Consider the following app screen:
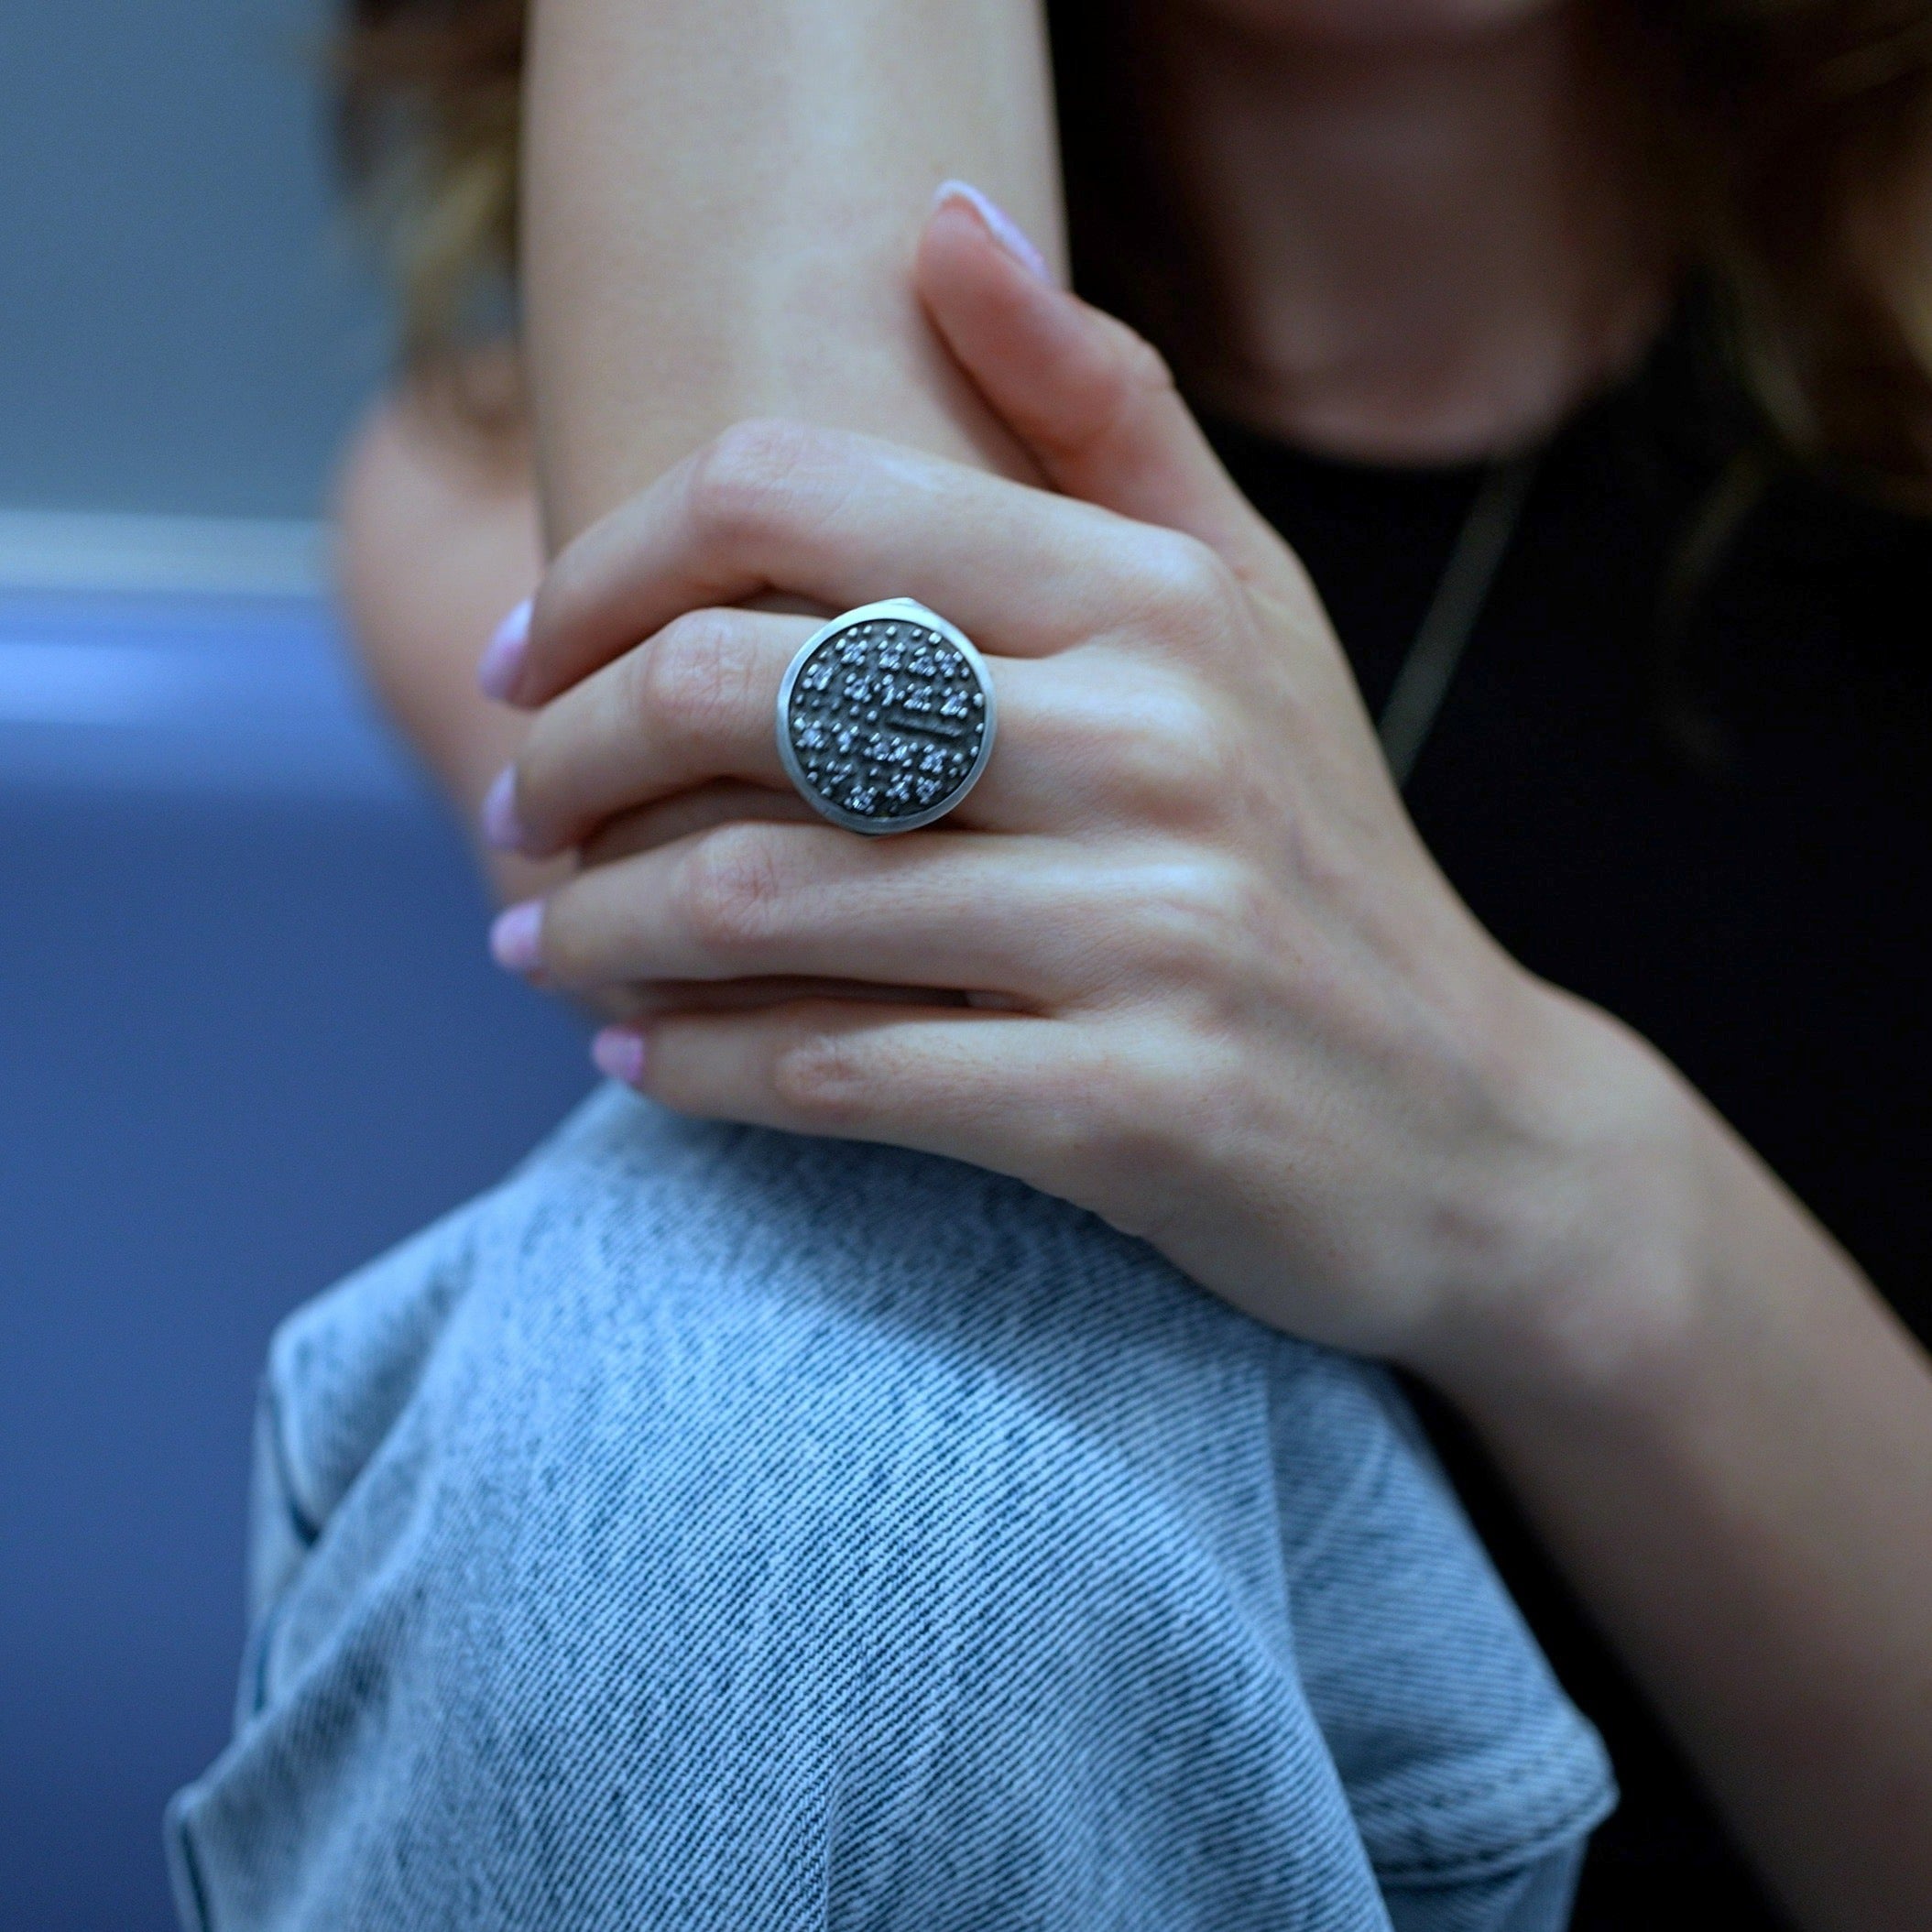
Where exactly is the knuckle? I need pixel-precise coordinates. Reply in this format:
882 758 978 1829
508 728 558 827
636 611 759 743
1130 853 1262 978
1115 529 1238 651
1025 1042 1172 1218
1050 319 1179 465
1086 678 1231 824
770 1028 875 1126
1157 689 1229 795
1111 325 1179 409
685 418 820 546
677 823 791 954
1193 856 1272 951
533 893 595 988
1146 530 1236 627
531 548 585 639
1092 1064 1164 1164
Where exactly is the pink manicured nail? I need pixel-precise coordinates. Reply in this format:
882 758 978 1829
592 1026 647 1086
933 180 1053 283
488 900 544 974
478 598 531 701
479 766 526 853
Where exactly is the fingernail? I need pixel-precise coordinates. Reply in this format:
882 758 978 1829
488 899 544 974
933 180 1053 284
479 766 527 853
591 1025 647 1086
478 598 531 701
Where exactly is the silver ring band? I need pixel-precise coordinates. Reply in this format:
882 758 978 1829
775 598 997 835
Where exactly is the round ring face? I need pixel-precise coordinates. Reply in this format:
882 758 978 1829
776 600 997 835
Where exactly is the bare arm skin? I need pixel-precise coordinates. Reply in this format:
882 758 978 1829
1439 1014 1932 1932
520 0 1063 543
334 367 554 899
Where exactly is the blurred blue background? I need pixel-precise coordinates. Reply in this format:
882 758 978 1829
0 5 592 1926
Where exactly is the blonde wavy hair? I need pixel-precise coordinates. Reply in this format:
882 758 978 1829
334 0 1932 501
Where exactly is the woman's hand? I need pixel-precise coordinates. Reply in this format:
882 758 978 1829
483 214 1932 1922
478 189 1685 1381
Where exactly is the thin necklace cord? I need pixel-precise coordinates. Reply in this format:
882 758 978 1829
1377 448 1542 790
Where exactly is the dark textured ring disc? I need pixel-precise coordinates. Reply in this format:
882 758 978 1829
775 599 997 835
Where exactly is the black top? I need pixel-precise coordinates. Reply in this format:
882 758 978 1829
1209 325 1932 1931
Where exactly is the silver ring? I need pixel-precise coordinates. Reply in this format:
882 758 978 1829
775 598 997 835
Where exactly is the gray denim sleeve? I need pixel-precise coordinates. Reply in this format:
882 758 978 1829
1270 1350 1613 1924
174 1092 1614 1932
1384 1841 1587 1932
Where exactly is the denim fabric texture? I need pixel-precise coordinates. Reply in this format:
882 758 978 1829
168 1087 1614 1930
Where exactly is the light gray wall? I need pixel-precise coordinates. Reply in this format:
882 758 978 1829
0 0 389 518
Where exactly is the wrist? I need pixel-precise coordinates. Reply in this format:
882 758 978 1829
1402 972 1719 1421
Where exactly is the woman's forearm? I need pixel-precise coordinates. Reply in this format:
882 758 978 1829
522 0 1063 544
1436 997 1932 1932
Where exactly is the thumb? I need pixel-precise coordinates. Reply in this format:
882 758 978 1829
917 182 1283 583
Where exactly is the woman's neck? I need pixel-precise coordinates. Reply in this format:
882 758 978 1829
1161 1 1673 463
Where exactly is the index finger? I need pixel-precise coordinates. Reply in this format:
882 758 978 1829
508 418 1211 705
